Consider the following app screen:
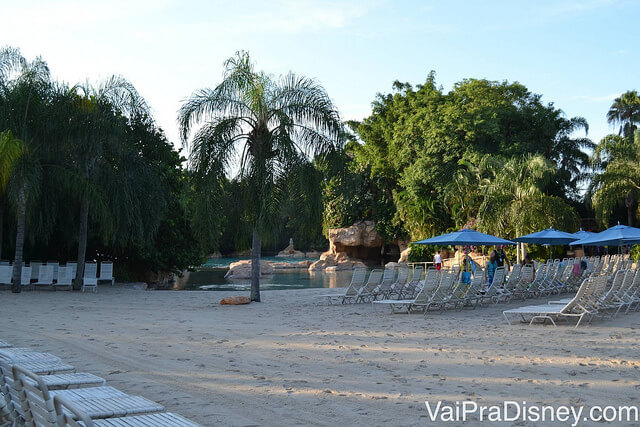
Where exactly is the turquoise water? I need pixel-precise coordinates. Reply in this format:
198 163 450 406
184 257 354 291
201 256 319 268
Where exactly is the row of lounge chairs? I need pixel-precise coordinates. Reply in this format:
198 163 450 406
0 261 114 293
320 255 635 320
0 340 199 426
504 255 639 327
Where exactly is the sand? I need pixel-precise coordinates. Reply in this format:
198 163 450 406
1 285 639 426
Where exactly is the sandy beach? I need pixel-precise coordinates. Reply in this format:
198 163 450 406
1 285 639 426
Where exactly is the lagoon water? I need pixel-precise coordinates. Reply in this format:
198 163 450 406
184 257 354 291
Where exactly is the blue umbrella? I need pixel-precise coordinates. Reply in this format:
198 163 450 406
413 228 515 246
514 228 578 245
571 229 596 240
571 229 596 255
570 224 640 247
514 228 578 259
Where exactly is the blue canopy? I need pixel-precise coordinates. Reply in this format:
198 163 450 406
571 229 596 240
413 229 515 246
513 228 578 245
570 224 640 247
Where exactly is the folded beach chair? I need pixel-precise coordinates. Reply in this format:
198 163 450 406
0 265 11 286
54 266 74 291
83 262 98 292
11 365 165 426
317 268 367 304
354 269 384 303
374 268 439 313
98 261 115 286
34 264 55 289
0 350 74 376
54 395 200 426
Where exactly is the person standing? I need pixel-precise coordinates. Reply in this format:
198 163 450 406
486 250 498 287
434 250 442 271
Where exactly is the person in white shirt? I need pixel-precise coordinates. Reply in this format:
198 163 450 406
434 250 442 271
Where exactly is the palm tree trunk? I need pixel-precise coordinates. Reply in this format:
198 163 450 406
250 228 261 302
74 194 89 290
11 187 26 293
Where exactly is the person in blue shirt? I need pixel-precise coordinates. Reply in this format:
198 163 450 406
486 250 498 287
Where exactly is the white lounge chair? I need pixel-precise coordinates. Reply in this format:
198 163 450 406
503 276 605 327
54 395 201 426
374 268 440 313
0 340 11 349
354 269 384 303
317 268 367 304
54 266 73 291
0 265 11 286
30 261 42 281
34 264 54 288
83 263 98 292
98 261 115 286
67 262 78 278
47 261 59 282
21 265 32 289
12 365 165 426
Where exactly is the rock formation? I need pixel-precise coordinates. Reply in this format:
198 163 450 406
225 260 274 280
276 238 305 258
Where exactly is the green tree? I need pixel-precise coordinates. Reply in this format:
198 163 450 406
607 90 640 138
0 130 24 259
179 52 341 301
63 78 166 289
0 46 52 292
477 155 579 238
590 131 640 227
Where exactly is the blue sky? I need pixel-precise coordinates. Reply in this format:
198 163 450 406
2 0 638 151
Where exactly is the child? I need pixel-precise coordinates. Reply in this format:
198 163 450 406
434 250 442 271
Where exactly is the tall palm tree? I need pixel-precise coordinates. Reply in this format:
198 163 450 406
477 155 579 240
607 90 640 138
63 77 162 289
0 46 52 292
590 131 640 227
0 130 24 259
179 51 341 301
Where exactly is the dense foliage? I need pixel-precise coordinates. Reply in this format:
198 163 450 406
324 74 590 243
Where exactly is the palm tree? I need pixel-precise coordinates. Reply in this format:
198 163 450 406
477 155 579 240
63 77 163 289
590 131 640 226
179 52 341 301
0 130 24 259
0 46 52 292
607 90 640 138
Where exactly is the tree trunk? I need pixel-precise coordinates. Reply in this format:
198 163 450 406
74 194 90 290
250 228 261 302
625 193 634 227
11 187 26 293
